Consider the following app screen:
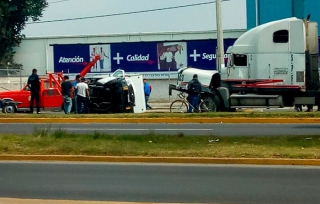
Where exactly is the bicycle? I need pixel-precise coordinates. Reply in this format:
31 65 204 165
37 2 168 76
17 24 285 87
170 92 210 113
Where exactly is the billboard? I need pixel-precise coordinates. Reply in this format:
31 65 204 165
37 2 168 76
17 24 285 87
111 42 157 72
89 45 111 72
53 39 236 77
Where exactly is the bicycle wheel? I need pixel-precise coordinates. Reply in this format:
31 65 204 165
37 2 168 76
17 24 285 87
202 96 217 112
199 100 210 112
170 100 188 113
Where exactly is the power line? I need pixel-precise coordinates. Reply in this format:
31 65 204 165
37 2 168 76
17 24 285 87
27 1 217 24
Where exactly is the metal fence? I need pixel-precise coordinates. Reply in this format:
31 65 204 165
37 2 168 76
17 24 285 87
0 76 28 91
0 68 36 91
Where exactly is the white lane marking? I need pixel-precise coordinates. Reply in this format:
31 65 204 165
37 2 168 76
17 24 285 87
0 197 202 203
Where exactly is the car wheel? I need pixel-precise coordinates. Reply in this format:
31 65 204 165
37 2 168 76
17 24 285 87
3 104 16 113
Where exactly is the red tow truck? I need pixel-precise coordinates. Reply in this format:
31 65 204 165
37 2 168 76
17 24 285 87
0 56 100 113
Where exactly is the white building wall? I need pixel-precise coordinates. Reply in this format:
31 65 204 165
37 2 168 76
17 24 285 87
12 30 245 100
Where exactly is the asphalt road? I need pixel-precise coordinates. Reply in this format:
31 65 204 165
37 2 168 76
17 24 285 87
1 123 320 136
0 162 319 204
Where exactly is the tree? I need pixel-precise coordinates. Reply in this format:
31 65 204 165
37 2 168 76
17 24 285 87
0 0 47 75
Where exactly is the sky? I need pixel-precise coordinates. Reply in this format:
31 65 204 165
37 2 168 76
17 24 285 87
22 0 247 37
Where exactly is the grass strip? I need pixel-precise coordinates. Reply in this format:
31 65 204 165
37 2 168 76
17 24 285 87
2 111 320 118
0 128 319 159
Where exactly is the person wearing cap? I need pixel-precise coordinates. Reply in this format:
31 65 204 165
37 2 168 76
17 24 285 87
75 77 90 114
187 74 202 112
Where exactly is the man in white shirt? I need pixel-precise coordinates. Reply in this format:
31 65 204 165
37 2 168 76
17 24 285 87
174 44 186 69
158 51 166 70
98 47 109 71
75 78 90 113
163 48 173 70
90 47 98 71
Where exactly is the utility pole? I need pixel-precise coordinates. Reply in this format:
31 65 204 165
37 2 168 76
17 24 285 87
216 0 225 72
255 0 260 26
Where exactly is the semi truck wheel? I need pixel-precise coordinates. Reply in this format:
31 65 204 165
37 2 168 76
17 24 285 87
203 95 218 112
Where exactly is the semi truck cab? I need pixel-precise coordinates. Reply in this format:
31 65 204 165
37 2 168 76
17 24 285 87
224 17 319 90
170 17 320 111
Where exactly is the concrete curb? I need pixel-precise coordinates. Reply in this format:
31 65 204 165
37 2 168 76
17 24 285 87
1 118 320 123
0 155 319 166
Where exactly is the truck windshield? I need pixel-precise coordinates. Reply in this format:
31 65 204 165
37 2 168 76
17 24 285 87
112 69 124 78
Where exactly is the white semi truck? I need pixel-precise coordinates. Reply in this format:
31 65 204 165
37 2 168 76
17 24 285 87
169 17 320 111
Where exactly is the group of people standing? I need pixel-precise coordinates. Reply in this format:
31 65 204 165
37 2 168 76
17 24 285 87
28 68 154 114
61 75 90 114
27 69 90 114
27 68 200 115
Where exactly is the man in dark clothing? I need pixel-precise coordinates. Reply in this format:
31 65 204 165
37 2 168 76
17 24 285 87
61 75 73 114
72 75 81 113
187 74 202 112
27 68 41 114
